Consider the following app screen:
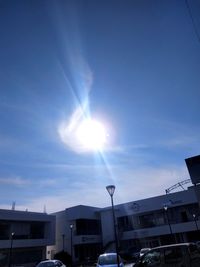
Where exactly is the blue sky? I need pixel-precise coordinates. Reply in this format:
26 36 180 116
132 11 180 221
0 0 200 213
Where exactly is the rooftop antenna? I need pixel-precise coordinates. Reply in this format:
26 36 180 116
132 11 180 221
11 201 16 210
43 205 47 213
165 179 191 194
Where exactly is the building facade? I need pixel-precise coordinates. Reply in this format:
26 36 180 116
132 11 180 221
105 185 200 251
0 209 55 267
51 185 200 264
49 205 102 264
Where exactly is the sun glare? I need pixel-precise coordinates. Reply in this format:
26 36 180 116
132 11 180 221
76 119 106 151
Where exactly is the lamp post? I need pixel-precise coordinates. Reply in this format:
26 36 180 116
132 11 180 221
106 185 120 267
163 205 174 243
8 232 14 267
70 224 73 266
193 214 198 231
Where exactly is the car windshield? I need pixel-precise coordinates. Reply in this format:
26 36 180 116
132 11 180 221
140 248 150 254
37 262 55 267
98 254 119 265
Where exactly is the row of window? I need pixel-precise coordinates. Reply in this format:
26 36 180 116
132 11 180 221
118 203 199 231
69 204 199 236
75 219 101 235
0 221 45 240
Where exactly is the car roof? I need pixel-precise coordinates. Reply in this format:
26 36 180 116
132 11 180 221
140 248 150 252
99 253 117 256
39 260 59 263
151 242 196 250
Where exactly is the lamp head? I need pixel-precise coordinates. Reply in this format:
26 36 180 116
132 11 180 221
70 224 73 229
106 185 115 197
163 205 168 211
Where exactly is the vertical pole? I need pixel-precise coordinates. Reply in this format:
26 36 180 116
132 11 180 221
165 210 173 236
111 195 120 267
70 225 73 266
193 214 199 231
8 232 14 267
164 207 176 243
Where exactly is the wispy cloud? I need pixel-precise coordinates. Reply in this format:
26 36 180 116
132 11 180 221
115 164 191 204
57 53 95 154
58 105 88 153
150 119 200 148
0 163 192 214
0 176 30 187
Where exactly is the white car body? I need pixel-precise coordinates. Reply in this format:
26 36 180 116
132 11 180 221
35 259 66 267
139 248 151 258
97 253 124 267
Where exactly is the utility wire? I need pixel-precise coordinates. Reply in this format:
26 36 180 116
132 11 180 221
185 0 200 44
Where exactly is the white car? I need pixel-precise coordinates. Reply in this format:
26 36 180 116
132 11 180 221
97 253 124 267
139 248 151 257
35 260 66 267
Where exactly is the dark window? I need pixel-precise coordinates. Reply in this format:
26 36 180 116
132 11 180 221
118 216 133 231
30 222 45 239
76 219 101 235
0 221 10 239
139 214 156 228
164 247 184 264
181 211 188 222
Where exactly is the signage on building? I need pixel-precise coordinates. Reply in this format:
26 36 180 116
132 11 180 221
129 202 140 212
163 199 183 207
185 155 200 185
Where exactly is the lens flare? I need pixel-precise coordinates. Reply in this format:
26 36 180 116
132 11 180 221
76 119 106 151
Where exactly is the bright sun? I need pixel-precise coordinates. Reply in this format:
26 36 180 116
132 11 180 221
76 119 106 151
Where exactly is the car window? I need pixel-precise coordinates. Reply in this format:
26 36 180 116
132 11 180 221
141 250 161 266
55 261 63 267
98 254 122 265
38 263 55 267
189 244 200 267
164 247 184 265
140 248 150 255
189 244 199 255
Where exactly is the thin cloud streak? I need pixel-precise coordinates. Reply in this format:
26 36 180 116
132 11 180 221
116 165 191 205
0 177 30 187
0 164 191 213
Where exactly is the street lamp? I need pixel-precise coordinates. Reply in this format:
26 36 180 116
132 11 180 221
193 214 199 231
8 232 14 267
163 205 174 243
70 224 73 266
106 185 120 267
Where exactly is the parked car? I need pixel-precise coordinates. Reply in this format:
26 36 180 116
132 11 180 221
119 247 140 262
35 260 66 267
134 242 200 267
119 247 146 262
139 248 151 258
196 241 200 249
97 253 124 267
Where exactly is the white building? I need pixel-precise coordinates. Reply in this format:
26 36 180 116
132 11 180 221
51 185 200 264
50 205 102 263
0 209 55 267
